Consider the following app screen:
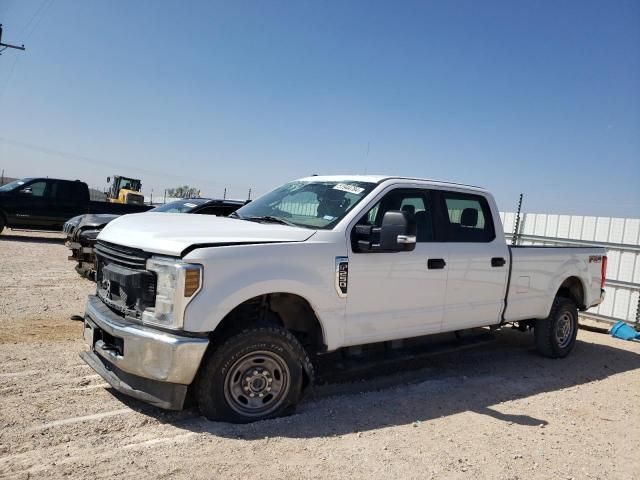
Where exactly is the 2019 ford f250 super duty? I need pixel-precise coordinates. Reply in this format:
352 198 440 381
80 176 606 423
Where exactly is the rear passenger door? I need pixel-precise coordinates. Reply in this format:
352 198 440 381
437 190 509 330
45 181 86 227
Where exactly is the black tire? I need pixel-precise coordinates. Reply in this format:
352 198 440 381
196 326 314 423
534 296 579 358
0 215 5 235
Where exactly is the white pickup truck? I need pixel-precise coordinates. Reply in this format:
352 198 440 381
80 176 606 423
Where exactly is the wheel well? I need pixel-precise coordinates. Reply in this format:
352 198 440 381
557 277 585 310
211 293 326 354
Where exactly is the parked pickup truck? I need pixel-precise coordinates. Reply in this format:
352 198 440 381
64 198 244 279
0 177 152 233
80 175 606 423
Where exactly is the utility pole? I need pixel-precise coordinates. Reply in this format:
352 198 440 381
0 25 26 55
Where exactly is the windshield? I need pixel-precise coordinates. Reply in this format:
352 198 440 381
0 180 26 192
152 199 208 213
234 180 377 229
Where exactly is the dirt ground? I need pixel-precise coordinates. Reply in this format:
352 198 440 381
1 229 639 480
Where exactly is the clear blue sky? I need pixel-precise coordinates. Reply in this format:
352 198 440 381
0 0 638 216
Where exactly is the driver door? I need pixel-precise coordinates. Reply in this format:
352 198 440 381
344 188 448 345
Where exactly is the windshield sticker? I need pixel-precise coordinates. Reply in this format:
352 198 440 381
323 215 336 221
183 203 198 208
333 183 365 195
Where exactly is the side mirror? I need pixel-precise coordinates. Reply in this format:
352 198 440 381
106 177 111 183
355 210 417 253
19 187 32 195
379 210 417 252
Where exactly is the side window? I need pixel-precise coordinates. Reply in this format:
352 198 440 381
357 189 434 242
441 191 495 242
195 206 226 216
25 181 46 197
47 181 74 200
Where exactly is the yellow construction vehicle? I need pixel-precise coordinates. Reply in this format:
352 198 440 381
106 175 145 205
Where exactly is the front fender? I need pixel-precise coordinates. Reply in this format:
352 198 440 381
183 242 347 350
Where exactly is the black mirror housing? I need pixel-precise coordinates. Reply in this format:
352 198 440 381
354 210 417 253
379 211 417 252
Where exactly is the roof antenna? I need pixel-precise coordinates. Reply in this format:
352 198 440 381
0 25 26 55
363 141 370 174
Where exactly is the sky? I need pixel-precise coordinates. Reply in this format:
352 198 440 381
0 0 638 216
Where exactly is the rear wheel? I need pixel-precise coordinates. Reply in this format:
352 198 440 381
534 296 579 358
196 326 313 423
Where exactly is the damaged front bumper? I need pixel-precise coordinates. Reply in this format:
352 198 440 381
80 295 209 410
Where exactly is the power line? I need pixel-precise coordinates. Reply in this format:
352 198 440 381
17 0 50 37
0 136 254 193
22 0 55 41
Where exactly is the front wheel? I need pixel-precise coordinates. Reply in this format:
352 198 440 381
196 326 313 423
534 296 579 358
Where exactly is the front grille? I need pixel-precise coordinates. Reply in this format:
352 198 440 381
95 241 150 269
95 241 155 318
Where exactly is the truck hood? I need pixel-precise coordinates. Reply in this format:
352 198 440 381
97 212 317 256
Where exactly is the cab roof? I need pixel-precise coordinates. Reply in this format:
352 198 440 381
296 175 487 193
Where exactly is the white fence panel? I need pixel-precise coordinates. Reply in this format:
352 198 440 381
501 211 640 327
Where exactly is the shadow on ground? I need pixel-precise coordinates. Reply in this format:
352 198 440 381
112 328 640 440
0 233 64 244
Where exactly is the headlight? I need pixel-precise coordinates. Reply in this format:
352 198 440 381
142 257 202 330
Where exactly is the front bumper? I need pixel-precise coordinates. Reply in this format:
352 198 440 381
81 295 209 409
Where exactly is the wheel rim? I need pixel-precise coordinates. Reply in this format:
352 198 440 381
223 350 290 418
555 310 575 348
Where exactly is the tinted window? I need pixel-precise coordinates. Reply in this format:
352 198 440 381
196 206 236 216
357 189 434 242
26 181 46 197
48 181 75 200
441 191 495 242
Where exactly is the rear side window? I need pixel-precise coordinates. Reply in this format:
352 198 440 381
48 181 73 200
440 191 495 242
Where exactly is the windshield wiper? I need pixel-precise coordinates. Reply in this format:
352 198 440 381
244 215 297 227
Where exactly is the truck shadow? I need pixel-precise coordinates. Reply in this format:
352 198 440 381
0 233 64 244
113 328 640 439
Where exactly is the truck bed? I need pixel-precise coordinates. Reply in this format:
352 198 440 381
503 245 606 322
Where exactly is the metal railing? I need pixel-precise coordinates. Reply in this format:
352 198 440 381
500 212 640 328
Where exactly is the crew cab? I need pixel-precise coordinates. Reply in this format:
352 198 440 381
80 176 606 423
0 177 151 233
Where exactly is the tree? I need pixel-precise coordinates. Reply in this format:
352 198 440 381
166 185 200 198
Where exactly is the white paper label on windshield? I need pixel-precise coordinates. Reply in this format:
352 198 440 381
184 203 198 208
333 183 365 195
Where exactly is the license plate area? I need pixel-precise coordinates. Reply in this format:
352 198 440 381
84 319 124 356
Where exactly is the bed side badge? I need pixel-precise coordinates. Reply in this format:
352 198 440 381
335 256 349 298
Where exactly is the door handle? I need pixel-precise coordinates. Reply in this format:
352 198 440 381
491 257 506 267
427 258 446 269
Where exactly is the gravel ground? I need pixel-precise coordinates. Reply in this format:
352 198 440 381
1 229 639 480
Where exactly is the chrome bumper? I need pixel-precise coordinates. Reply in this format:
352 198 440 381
81 295 209 407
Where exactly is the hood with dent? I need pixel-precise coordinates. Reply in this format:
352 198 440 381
97 212 317 256
78 213 121 229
